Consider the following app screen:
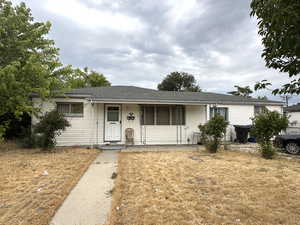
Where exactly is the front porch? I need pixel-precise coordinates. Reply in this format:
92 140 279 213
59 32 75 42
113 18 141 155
90 103 208 146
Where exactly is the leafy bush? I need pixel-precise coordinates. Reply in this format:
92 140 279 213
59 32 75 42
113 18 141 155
34 110 70 150
199 115 229 153
251 110 289 159
0 121 9 143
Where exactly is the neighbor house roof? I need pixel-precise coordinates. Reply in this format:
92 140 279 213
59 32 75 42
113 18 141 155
61 86 283 105
284 104 300 112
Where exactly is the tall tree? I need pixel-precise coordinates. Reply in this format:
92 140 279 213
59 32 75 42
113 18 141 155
66 67 111 89
227 85 253 98
0 0 71 138
251 0 300 95
157 72 201 92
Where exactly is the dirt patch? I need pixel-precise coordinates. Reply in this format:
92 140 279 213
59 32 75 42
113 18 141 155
108 150 300 225
0 143 99 225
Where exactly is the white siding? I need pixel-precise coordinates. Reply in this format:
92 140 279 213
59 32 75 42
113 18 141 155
32 98 98 146
287 112 300 127
32 98 283 146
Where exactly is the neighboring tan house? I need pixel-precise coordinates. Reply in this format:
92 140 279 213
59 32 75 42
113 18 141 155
32 86 284 146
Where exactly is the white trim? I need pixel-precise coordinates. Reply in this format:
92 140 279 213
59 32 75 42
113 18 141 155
88 99 284 106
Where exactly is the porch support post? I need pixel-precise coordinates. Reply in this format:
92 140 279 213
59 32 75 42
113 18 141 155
206 104 210 122
90 99 94 149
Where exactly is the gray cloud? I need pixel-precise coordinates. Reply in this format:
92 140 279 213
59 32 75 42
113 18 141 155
11 0 300 103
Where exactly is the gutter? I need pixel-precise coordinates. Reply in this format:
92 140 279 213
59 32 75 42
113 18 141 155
86 98 284 106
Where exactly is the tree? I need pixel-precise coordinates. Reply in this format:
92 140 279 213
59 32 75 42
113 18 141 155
199 115 229 153
0 0 71 139
157 72 201 92
251 110 289 159
227 85 253 97
250 0 300 95
66 67 111 89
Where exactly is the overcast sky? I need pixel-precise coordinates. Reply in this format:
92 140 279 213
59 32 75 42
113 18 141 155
12 0 299 103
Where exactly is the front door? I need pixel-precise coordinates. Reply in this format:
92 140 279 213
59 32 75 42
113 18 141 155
105 105 121 141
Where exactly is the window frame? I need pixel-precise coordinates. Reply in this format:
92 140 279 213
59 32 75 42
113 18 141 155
210 107 228 121
56 102 84 117
254 105 267 116
140 105 186 126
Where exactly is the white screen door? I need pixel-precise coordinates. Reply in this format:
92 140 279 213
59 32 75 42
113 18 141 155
105 105 121 141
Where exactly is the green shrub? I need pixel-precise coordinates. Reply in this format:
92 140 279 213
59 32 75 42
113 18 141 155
34 110 70 150
0 122 9 143
18 127 39 148
199 115 229 153
251 110 288 159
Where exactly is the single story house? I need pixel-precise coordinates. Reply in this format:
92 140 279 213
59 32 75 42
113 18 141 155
32 86 284 146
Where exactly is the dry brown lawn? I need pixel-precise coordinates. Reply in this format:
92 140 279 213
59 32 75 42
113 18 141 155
0 142 99 225
109 150 300 225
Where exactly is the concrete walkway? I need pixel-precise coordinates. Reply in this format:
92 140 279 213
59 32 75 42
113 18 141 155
50 150 118 225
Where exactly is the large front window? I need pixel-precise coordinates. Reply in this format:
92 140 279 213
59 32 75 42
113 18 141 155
141 105 185 125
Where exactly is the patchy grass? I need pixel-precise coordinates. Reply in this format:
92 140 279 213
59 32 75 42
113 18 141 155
108 150 300 225
0 142 99 225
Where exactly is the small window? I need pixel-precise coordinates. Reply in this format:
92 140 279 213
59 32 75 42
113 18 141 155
57 102 83 117
210 107 228 120
107 107 119 121
254 105 267 116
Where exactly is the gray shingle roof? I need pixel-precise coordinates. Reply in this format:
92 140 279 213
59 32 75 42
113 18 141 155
65 86 283 105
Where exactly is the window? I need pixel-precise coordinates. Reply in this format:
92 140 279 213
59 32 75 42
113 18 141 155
156 106 170 125
57 102 83 117
141 106 155 125
141 105 185 125
107 106 119 121
171 106 185 125
254 105 267 116
210 107 228 120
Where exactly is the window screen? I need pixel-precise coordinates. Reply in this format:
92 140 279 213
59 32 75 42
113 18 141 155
57 103 70 114
141 105 185 125
57 102 83 117
210 107 228 120
107 107 119 121
156 106 170 125
143 106 155 125
171 106 185 125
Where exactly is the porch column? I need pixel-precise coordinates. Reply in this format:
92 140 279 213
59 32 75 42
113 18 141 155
206 104 210 122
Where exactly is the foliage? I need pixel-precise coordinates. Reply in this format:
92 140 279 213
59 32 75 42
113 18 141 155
0 0 72 135
18 128 37 148
257 96 268 100
0 112 31 140
199 115 229 153
227 85 253 97
34 110 70 150
66 67 111 89
0 121 9 143
251 110 289 159
251 0 300 95
157 72 201 92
